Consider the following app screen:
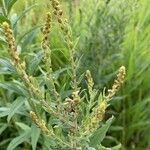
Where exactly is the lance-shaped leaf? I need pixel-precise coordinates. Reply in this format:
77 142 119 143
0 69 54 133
89 116 114 148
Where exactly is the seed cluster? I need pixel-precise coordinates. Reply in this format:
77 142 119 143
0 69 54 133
106 66 126 101
85 70 94 93
2 22 29 82
30 111 52 135
2 22 43 100
63 90 81 113
2 22 20 64
50 0 73 48
41 12 53 72
84 66 126 135
50 0 76 90
41 11 61 103
85 100 107 134
42 12 51 50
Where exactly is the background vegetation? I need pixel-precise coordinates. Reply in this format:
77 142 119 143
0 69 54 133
0 0 150 149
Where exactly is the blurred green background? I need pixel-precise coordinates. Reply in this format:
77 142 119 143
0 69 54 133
0 0 150 149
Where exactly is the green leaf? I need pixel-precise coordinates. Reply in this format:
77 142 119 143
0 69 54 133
4 0 18 14
52 68 68 80
27 51 44 75
98 143 121 150
7 97 25 122
0 36 7 46
0 124 8 135
111 144 121 150
0 138 12 147
89 116 114 148
15 122 30 131
0 15 9 24
18 25 41 44
12 4 37 29
21 28 39 50
0 81 29 96
0 58 17 75
31 124 41 150
0 107 9 118
7 129 31 150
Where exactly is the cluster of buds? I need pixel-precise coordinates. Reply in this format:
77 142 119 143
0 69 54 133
85 70 94 93
28 76 44 99
64 97 75 113
50 0 73 49
84 66 126 135
84 100 107 134
30 111 52 136
51 0 63 17
2 22 29 82
41 12 63 104
2 22 20 65
42 12 51 50
72 90 81 105
41 12 53 74
50 0 77 91
64 91 81 113
106 66 126 101
3 22 43 100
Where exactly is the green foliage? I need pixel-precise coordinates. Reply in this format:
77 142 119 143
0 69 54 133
7 129 31 150
73 0 150 149
0 0 124 149
31 124 41 150
89 117 114 148
0 0 149 150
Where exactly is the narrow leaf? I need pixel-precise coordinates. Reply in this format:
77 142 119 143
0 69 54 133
0 15 9 23
15 122 30 131
31 124 41 150
7 130 31 150
89 116 114 148
12 4 37 28
0 124 8 135
0 81 29 96
99 143 121 150
7 97 25 122
0 58 17 75
7 0 18 13
0 107 10 118
27 51 43 75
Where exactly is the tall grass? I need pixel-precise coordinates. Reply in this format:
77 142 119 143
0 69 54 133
73 0 150 149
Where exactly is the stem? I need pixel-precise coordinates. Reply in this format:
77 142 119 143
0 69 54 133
54 135 71 148
69 46 78 92
41 100 74 128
